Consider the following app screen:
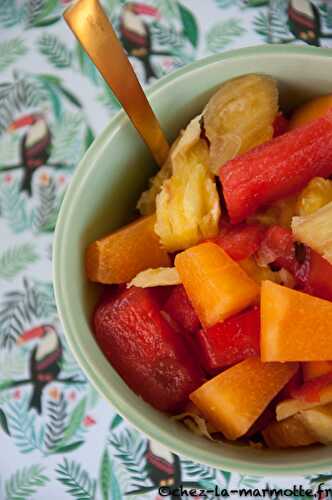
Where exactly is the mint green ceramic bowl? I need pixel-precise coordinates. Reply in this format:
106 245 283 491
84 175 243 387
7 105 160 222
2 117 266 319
54 45 332 476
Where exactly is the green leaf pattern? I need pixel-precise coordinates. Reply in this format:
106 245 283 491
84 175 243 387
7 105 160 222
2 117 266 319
99 449 111 500
0 0 62 29
38 33 72 69
206 18 247 52
0 38 28 73
0 243 38 280
1 0 332 498
178 3 199 48
56 459 97 500
0 407 11 435
5 464 49 500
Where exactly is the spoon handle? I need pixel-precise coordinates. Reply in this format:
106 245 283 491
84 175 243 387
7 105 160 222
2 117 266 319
64 0 170 167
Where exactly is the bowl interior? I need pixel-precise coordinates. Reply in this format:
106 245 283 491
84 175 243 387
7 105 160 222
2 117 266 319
54 45 332 476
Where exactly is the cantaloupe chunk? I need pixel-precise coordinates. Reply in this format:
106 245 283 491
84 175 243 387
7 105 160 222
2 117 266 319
303 361 332 381
262 415 317 448
289 94 332 130
86 215 170 284
175 242 259 328
261 281 332 362
299 403 332 444
276 384 332 421
190 357 298 440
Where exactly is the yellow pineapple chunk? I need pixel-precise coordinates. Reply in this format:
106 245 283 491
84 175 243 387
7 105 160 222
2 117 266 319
239 258 294 286
137 115 202 215
296 177 332 216
171 114 203 165
155 145 220 252
249 195 297 229
299 403 332 444
292 201 332 265
204 74 278 173
137 157 172 215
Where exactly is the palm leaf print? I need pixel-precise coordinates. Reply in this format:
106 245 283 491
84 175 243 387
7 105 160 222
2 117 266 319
38 33 72 69
5 394 42 453
45 392 68 452
56 459 97 500
5 464 49 500
0 243 38 281
206 18 246 53
0 38 28 72
109 428 148 489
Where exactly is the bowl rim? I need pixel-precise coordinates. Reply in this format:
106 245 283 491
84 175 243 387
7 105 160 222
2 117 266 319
54 44 332 476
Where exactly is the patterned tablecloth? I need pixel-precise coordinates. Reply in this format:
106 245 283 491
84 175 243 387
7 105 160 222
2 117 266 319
1 1 332 499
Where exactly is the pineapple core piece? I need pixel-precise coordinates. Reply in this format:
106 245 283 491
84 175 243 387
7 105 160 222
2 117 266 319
292 201 332 265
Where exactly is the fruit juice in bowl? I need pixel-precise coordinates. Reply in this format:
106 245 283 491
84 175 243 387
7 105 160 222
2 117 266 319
54 45 332 475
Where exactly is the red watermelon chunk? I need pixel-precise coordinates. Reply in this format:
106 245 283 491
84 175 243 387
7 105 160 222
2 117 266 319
258 225 332 301
93 286 204 412
196 305 260 374
273 112 289 137
212 223 266 261
290 372 332 403
297 248 332 302
257 225 297 274
163 285 201 335
220 111 332 223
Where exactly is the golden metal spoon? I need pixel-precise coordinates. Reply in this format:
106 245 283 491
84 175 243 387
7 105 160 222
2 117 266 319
64 0 170 167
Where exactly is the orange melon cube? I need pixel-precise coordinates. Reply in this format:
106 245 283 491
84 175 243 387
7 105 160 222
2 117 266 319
261 281 332 362
262 415 317 448
86 215 170 284
190 357 298 440
175 242 259 328
289 94 332 130
303 361 332 382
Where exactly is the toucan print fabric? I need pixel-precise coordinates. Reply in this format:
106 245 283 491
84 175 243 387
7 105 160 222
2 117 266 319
0 1 332 499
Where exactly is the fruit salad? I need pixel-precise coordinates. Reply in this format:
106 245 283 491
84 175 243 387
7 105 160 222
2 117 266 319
86 74 332 449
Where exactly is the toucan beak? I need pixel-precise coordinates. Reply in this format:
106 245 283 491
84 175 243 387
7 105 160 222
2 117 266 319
132 3 160 18
6 124 15 133
6 114 35 133
17 326 45 345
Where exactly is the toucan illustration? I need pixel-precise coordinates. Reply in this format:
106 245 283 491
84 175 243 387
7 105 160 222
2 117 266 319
119 3 172 82
288 0 331 46
0 325 85 414
145 441 181 489
126 441 206 499
17 325 62 414
1 113 62 196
